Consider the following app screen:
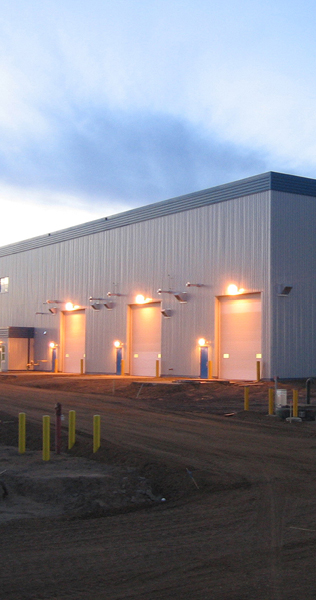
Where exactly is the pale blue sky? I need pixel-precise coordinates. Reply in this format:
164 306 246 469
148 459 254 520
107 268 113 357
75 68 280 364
1 0 316 244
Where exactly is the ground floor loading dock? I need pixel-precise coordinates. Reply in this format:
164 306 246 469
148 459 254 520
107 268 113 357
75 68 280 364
1 293 263 380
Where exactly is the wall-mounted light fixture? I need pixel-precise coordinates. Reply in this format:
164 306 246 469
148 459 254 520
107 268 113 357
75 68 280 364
45 300 81 311
157 289 188 303
277 285 293 296
114 340 122 348
161 308 172 318
135 294 153 304
227 284 245 296
65 302 80 311
49 342 58 349
186 282 204 288
107 291 122 297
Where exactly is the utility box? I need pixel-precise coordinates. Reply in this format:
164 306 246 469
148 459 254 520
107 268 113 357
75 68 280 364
276 389 287 406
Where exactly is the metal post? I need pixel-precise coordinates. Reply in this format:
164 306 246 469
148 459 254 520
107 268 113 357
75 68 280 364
244 387 249 411
68 410 76 449
121 359 125 376
293 389 298 418
208 360 212 379
55 403 62 454
42 415 50 461
156 359 160 378
268 389 274 415
93 415 101 453
256 361 260 382
18 412 26 454
54 358 58 373
80 358 84 374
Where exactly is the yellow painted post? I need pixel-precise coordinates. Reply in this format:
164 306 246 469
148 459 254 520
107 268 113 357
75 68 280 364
121 359 125 376
18 412 26 454
80 358 84 374
54 358 58 373
42 415 50 461
293 389 299 418
256 361 261 382
208 360 212 380
244 386 249 411
268 388 274 415
156 359 160 378
93 415 101 453
68 410 76 449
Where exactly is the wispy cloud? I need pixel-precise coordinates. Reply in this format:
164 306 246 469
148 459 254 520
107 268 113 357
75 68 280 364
1 0 316 245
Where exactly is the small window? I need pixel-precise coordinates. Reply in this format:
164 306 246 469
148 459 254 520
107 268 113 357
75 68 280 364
0 276 9 293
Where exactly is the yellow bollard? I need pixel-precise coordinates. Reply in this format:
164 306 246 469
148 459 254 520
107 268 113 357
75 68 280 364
156 359 160 378
293 389 299 418
93 415 101 453
18 412 26 454
268 388 274 415
208 360 212 380
68 410 76 449
244 386 249 411
256 361 261 382
42 415 50 461
54 358 58 373
121 359 125 376
80 358 84 374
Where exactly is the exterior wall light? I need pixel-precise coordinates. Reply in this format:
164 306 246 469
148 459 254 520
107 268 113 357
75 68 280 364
198 338 207 347
65 302 80 311
49 342 57 349
114 340 122 348
186 282 204 287
277 285 293 296
227 284 245 295
135 294 152 304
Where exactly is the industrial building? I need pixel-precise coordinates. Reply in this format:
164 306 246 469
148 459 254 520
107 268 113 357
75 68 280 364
1 171 316 380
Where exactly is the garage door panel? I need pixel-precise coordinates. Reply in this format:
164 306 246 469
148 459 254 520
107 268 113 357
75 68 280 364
63 310 86 373
130 304 161 376
220 294 261 380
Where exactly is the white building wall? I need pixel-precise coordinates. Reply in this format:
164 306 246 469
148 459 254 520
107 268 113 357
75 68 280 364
0 191 271 377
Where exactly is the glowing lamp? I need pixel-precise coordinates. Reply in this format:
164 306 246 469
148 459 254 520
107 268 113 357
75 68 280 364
114 340 121 348
135 294 145 304
198 338 206 347
227 284 239 295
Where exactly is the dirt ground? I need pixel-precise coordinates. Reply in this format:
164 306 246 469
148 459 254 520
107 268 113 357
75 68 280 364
1 373 316 599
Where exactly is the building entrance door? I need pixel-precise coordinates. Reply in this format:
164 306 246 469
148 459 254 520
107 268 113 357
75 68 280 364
200 346 208 378
63 310 86 373
219 293 261 380
130 303 161 376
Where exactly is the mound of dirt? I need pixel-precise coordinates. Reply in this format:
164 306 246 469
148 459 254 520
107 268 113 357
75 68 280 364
0 446 164 523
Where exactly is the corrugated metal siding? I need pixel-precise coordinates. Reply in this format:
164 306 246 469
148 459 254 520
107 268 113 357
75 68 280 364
0 171 275 257
270 190 316 377
0 191 271 376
